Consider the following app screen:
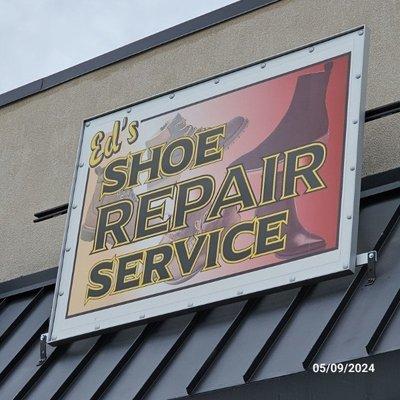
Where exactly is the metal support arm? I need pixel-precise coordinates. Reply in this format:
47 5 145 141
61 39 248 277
37 333 48 366
356 251 378 285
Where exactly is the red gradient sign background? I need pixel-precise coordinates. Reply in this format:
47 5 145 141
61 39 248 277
67 53 350 316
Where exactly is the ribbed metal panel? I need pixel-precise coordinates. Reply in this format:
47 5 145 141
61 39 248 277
0 176 399 400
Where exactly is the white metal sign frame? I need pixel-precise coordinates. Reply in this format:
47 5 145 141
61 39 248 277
49 26 369 344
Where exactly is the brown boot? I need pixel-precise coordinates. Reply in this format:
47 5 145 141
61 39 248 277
255 171 325 259
232 62 332 171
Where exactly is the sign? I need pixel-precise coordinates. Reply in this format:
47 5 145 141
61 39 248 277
49 27 368 343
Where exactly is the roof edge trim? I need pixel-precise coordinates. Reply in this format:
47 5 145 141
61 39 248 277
0 267 57 299
0 0 279 109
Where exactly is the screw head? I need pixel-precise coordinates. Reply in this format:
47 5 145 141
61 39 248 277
139 314 145 319
237 290 244 296
355 74 361 79
127 108 132 113
72 204 77 209
347 215 352 220
169 93 175 99
290 276 296 283
214 78 220 84
353 119 358 125
343 265 349 270
85 121 91 127
79 162 85 168
65 247 71 252
308 46 314 53
358 30 364 36
95 324 100 330
368 252 374 259
350 166 355 171
58 291 64 296
261 62 266 69
187 302 193 308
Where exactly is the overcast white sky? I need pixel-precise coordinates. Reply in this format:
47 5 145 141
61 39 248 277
0 0 237 94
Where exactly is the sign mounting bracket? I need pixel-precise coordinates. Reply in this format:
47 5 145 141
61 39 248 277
37 333 49 365
356 251 378 285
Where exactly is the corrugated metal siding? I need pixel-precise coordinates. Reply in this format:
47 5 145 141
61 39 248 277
0 184 399 400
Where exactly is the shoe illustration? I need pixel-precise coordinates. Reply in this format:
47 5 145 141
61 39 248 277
81 166 137 244
233 62 333 171
255 170 326 259
147 113 248 159
145 113 248 191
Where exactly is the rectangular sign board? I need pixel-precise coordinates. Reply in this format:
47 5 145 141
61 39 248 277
49 27 369 343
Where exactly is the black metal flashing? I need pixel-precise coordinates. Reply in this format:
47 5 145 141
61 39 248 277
0 319 48 385
366 288 400 354
361 166 400 192
365 100 400 122
48 335 105 400
12 341 65 400
0 178 399 399
373 203 400 254
33 203 68 223
87 324 150 400
0 0 279 109
0 268 58 300
137 313 202 400
0 288 46 345
302 268 366 369
244 286 313 382
187 299 260 393
174 351 400 400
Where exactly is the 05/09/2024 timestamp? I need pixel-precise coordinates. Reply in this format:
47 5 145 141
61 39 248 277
312 363 375 373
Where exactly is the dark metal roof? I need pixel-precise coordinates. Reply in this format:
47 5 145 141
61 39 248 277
0 0 279 109
0 167 399 400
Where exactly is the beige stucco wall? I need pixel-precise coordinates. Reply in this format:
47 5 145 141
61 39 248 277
1 0 399 282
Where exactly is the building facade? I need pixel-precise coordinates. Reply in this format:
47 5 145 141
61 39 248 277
0 1 399 399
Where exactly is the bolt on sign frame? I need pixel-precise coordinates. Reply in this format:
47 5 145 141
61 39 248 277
49 26 369 344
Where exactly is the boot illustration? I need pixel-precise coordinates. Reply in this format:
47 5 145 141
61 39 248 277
255 170 326 259
233 61 332 171
226 62 333 258
163 57 334 282
81 166 137 244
